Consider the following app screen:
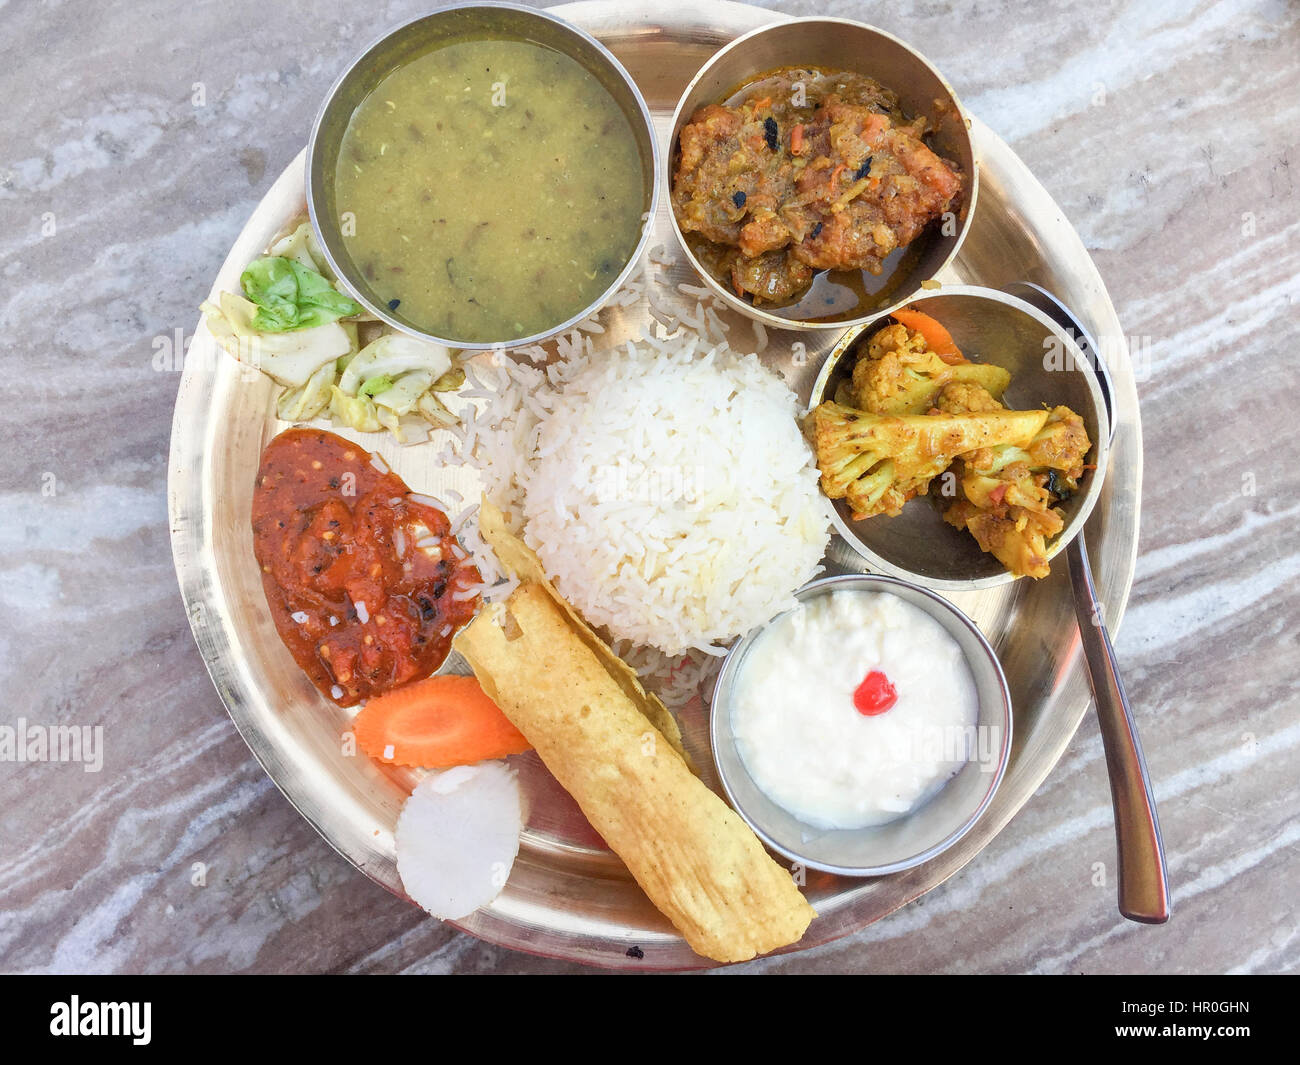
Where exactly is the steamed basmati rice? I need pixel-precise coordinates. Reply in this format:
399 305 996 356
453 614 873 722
518 340 830 656
443 253 832 659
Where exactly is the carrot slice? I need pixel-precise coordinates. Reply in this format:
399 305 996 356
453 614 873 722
892 307 966 365
354 675 532 769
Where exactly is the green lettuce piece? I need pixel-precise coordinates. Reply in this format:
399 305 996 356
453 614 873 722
431 366 466 392
417 390 459 428
359 374 395 398
269 221 334 280
240 256 362 332
372 369 436 415
328 386 382 432
337 333 453 396
375 406 431 445
277 361 336 422
200 292 353 387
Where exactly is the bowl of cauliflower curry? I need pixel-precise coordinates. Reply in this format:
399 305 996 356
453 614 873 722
807 286 1110 589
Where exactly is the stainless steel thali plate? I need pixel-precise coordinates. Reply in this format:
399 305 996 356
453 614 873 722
168 0 1142 969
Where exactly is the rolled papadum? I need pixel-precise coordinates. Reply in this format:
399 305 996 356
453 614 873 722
456 581 815 963
475 498 691 765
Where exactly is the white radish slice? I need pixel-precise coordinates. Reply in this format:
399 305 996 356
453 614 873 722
395 761 523 920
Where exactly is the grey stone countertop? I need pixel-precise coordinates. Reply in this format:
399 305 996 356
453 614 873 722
1 0 1296 973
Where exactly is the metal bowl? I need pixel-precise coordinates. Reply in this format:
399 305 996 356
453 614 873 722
806 283 1112 590
809 285 1112 591
710 573 1012 876
305 1 661 350
666 16 977 331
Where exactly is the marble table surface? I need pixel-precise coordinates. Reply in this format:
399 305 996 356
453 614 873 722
1 0 1296 974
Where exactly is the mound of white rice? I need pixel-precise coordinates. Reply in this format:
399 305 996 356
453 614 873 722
436 253 831 659
518 338 830 656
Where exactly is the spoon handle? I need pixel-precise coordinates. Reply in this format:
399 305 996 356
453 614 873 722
1067 531 1170 923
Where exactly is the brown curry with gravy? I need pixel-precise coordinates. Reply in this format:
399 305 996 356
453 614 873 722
672 68 964 320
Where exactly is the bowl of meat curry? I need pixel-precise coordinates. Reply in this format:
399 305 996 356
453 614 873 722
668 18 977 329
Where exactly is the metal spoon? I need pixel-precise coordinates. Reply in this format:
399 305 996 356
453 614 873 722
1005 282 1170 924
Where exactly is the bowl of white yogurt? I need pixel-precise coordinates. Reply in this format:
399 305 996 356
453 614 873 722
710 573 1013 876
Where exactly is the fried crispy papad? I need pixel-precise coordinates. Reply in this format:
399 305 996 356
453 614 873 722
456 581 816 963
476 498 690 765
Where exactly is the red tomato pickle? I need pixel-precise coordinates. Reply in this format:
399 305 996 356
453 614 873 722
853 670 898 716
251 428 481 706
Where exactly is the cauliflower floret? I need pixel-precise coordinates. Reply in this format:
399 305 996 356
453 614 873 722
945 495 1065 580
847 324 1011 415
942 405 1093 578
809 401 1049 519
1025 405 1091 493
866 322 930 362
932 381 1005 414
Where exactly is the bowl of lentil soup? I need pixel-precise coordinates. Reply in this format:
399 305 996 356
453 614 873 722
307 2 660 348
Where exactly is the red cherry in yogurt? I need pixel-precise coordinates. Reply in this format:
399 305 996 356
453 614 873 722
854 670 898 716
